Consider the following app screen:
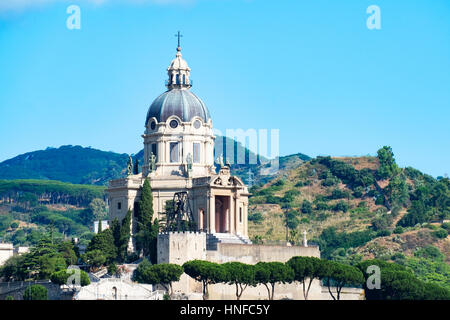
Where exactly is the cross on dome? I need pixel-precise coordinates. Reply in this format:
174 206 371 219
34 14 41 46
175 31 183 49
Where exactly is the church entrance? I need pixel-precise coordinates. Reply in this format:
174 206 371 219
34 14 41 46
215 196 230 233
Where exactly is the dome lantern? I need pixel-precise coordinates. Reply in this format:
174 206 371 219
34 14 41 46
166 31 192 90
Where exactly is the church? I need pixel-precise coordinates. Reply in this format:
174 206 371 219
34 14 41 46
107 37 364 300
107 36 252 249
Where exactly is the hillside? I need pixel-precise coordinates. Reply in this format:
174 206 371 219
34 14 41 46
247 147 450 290
0 146 129 185
0 179 108 247
0 136 269 186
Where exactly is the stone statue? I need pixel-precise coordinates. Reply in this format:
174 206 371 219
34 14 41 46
225 157 231 167
149 152 156 173
127 155 133 176
216 155 224 167
186 153 193 172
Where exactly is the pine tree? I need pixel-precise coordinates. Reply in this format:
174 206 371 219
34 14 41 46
97 218 103 233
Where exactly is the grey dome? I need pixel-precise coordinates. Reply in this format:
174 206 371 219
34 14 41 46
146 89 211 126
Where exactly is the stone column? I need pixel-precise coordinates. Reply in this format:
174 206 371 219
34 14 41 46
209 193 215 233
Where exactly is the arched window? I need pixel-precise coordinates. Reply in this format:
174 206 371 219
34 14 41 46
176 74 180 84
182 74 186 84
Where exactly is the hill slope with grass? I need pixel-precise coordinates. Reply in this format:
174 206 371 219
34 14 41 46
247 147 449 290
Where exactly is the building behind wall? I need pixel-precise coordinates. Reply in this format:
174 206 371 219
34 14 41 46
107 40 251 251
107 38 364 300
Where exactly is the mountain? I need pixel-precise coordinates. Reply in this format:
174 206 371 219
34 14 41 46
0 146 129 186
0 136 274 186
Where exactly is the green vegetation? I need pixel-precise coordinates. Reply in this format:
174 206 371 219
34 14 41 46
248 212 264 224
358 259 450 300
254 262 294 300
0 179 105 207
23 284 48 300
0 145 129 185
133 260 184 298
376 146 400 180
0 236 79 281
182 260 228 300
50 269 90 287
320 260 364 300
318 227 376 259
398 177 449 227
135 179 159 263
287 256 323 300
223 262 255 300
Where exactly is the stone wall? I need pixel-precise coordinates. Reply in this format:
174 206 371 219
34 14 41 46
0 281 68 300
207 243 320 264
158 232 206 295
157 232 338 300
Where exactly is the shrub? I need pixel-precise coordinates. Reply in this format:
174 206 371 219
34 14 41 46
248 212 264 224
372 215 392 231
376 230 391 237
10 222 19 229
375 196 385 205
329 189 350 200
441 222 450 230
23 285 48 300
315 202 329 211
414 245 444 261
301 200 313 214
333 201 349 213
432 229 448 239
393 226 404 234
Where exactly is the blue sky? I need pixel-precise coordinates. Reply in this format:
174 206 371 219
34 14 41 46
0 0 449 177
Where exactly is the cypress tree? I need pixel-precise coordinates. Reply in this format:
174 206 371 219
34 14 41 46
136 179 158 262
118 209 132 261
137 179 154 230
110 218 121 249
97 219 102 233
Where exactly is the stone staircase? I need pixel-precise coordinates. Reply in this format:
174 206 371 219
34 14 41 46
206 233 252 250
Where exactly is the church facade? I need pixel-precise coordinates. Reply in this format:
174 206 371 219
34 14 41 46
107 43 251 250
107 41 364 300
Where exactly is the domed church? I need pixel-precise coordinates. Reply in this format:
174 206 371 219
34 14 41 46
107 39 252 251
106 36 366 300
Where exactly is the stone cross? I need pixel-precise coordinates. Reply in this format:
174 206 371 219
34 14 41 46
303 230 308 247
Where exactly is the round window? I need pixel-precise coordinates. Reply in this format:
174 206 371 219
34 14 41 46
169 119 179 129
150 121 156 130
193 120 202 129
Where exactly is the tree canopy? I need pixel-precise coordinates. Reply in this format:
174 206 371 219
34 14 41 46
183 260 228 300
